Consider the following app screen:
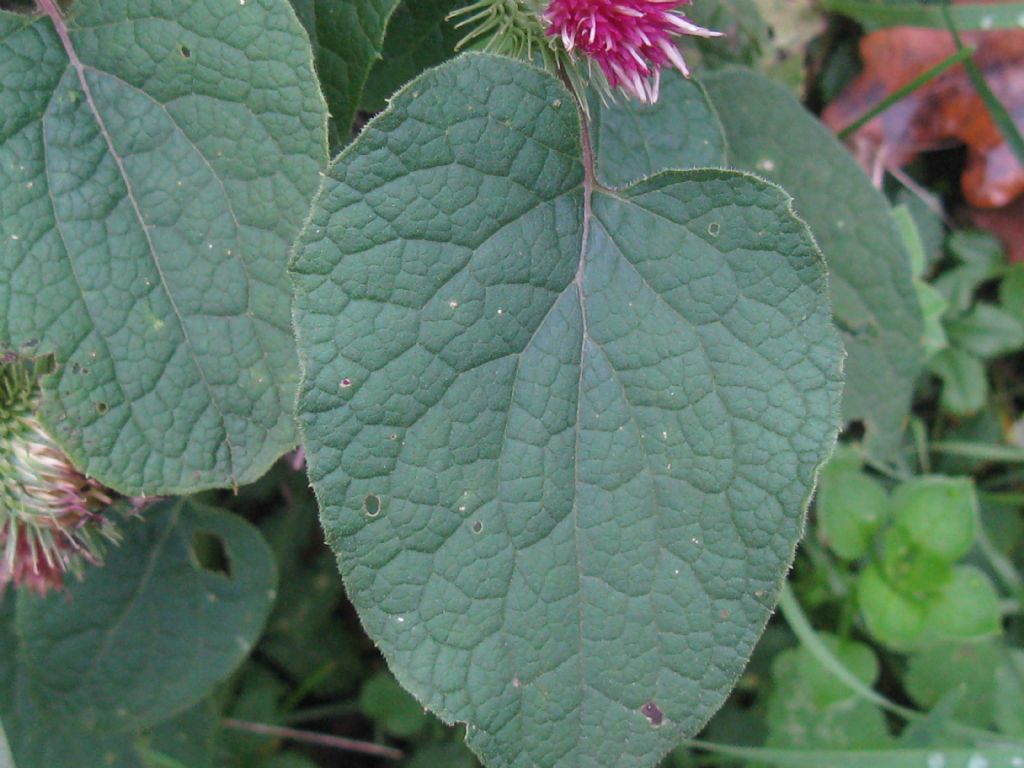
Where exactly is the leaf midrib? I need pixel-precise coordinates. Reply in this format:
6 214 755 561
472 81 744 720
568 94 595 749
36 0 241 479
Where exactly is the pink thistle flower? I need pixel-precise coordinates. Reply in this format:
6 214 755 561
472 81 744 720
1 359 128 595
542 0 722 103
0 525 86 596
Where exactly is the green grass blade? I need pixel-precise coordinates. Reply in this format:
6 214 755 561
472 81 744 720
778 584 1024 747
837 47 976 139
684 741 1024 767
828 0 1024 169
928 440 1024 463
824 0 1024 30
941 2 1024 170
778 585 919 720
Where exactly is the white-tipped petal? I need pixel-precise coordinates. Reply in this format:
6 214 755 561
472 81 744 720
659 38 690 76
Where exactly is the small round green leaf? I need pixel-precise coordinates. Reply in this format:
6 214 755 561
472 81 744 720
766 637 890 750
928 348 988 416
905 640 1003 728
923 565 1002 643
817 469 888 560
796 635 880 709
891 476 978 562
878 526 953 600
857 563 927 650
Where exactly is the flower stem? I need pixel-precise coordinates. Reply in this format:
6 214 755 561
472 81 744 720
220 718 404 760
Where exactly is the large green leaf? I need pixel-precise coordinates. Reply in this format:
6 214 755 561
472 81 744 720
703 69 923 459
589 73 727 187
15 499 276 733
140 700 219 768
361 0 465 114
0 698 217 768
290 0 400 145
292 53 843 768
0 598 139 768
0 0 327 495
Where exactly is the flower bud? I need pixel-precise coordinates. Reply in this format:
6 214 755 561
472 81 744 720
0 360 122 595
543 0 722 103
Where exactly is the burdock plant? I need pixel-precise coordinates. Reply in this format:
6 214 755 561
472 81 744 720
0 359 122 595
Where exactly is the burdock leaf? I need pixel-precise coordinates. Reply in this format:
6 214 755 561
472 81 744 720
292 54 843 768
0 0 328 494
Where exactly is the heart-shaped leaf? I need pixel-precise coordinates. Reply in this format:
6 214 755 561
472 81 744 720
292 54 842 768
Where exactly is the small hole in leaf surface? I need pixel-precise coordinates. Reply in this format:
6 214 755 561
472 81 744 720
707 222 721 237
641 701 664 727
471 520 483 534
179 44 191 58
95 402 108 414
363 494 381 517
191 531 232 578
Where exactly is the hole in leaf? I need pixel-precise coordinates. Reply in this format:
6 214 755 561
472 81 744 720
363 494 381 518
191 530 232 578
471 520 483 534
95 402 108 414
844 419 866 444
179 44 191 59
640 701 664 727
707 222 721 237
